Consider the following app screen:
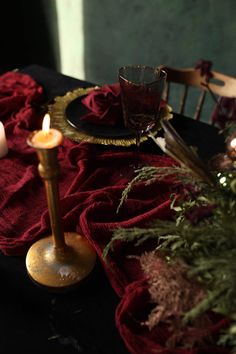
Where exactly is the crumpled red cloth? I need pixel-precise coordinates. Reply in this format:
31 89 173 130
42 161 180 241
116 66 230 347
211 96 236 129
0 71 229 354
116 279 229 354
81 82 166 127
195 59 213 81
81 83 123 126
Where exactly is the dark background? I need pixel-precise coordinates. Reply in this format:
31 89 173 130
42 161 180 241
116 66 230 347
1 0 236 85
0 0 59 74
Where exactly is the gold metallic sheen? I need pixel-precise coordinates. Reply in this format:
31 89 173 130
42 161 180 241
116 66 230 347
48 87 173 146
26 133 96 289
26 232 96 288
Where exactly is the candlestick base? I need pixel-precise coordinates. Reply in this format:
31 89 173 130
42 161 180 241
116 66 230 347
26 232 96 290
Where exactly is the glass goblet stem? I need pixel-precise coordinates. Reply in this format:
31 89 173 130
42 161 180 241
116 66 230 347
134 130 142 169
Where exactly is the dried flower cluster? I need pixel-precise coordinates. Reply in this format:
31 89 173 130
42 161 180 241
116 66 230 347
140 251 213 348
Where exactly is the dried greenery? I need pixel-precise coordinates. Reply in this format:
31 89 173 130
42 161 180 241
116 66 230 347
103 165 236 351
140 252 210 349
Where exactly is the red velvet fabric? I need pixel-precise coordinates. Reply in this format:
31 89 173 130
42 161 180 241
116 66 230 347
80 83 166 127
116 279 229 354
81 83 123 126
0 72 229 354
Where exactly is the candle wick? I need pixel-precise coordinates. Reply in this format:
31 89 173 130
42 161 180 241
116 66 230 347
43 129 50 137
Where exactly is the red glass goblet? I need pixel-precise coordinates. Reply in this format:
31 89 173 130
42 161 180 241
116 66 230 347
119 65 167 168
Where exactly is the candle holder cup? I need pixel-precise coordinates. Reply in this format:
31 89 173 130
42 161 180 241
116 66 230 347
26 131 96 290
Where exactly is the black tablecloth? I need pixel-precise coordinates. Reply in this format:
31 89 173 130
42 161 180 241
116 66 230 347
0 65 225 354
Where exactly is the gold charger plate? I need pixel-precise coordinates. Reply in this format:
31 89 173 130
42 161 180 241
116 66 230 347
49 87 173 147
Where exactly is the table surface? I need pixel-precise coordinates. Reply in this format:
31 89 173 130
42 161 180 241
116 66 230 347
0 65 225 354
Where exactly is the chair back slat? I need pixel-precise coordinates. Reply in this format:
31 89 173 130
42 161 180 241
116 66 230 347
159 65 236 123
194 90 206 121
179 85 188 115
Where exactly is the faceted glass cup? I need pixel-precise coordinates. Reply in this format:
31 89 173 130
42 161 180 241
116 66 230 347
119 65 167 167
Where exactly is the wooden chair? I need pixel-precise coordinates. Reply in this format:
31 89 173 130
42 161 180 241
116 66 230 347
158 65 236 123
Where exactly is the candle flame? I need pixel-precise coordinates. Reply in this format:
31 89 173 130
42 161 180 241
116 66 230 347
230 138 236 149
42 114 50 133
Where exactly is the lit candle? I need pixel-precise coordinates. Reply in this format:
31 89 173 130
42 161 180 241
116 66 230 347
230 138 236 150
227 134 236 161
29 114 63 149
0 121 8 158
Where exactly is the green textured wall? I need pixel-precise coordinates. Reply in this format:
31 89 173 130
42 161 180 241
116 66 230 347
83 0 236 85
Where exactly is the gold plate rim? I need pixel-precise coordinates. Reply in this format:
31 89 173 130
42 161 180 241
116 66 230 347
49 87 173 147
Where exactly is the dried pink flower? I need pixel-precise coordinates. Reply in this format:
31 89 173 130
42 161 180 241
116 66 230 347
140 251 211 348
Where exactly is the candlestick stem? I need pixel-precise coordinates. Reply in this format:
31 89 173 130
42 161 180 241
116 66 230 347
26 131 96 290
37 148 65 249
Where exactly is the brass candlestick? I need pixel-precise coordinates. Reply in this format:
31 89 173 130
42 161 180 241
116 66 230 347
26 129 96 290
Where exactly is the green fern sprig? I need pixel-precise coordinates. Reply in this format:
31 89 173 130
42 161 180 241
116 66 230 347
116 165 198 213
102 220 178 258
105 161 236 349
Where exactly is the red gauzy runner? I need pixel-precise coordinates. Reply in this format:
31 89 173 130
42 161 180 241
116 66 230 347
0 72 229 354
